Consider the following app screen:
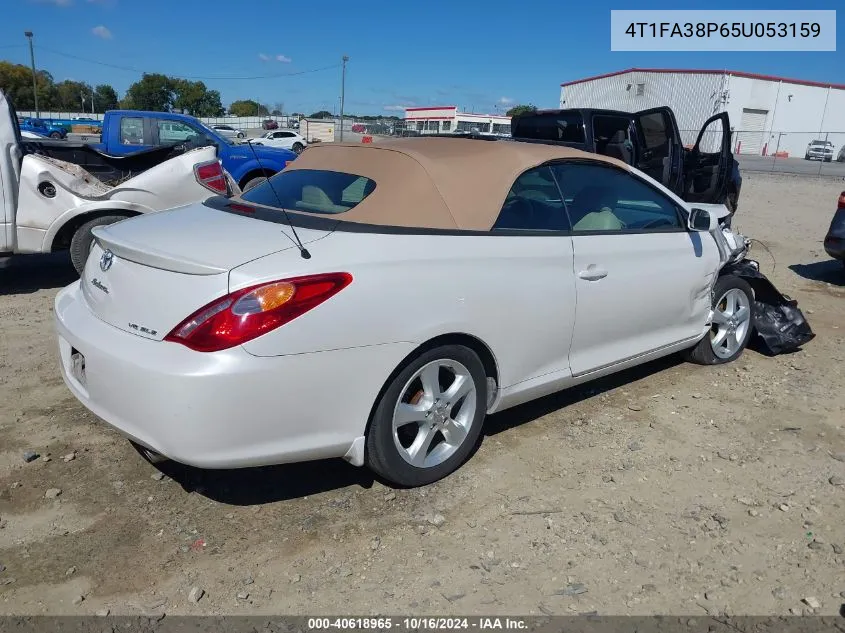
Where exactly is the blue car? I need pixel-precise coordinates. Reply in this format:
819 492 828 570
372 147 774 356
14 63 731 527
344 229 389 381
20 117 67 139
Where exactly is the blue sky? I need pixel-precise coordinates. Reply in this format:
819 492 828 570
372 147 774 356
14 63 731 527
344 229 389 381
1 0 842 115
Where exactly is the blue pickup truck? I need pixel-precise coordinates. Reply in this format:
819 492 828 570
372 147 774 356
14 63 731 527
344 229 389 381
91 110 297 191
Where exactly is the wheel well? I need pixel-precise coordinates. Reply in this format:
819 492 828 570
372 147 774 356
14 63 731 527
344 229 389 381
238 169 275 189
51 210 139 252
362 333 500 438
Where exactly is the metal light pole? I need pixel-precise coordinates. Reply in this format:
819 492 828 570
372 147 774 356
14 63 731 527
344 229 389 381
339 55 349 141
24 31 39 117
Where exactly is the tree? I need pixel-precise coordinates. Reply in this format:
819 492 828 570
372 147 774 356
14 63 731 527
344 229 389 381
172 80 223 117
229 100 267 117
123 73 175 112
0 62 58 110
309 110 333 119
93 84 119 113
505 104 537 118
54 80 94 111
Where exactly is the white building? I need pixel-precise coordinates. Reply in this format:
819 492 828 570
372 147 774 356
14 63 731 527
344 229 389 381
560 68 845 158
403 106 511 136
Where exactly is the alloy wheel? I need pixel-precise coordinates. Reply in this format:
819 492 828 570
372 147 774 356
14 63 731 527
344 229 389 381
710 288 752 359
392 359 477 468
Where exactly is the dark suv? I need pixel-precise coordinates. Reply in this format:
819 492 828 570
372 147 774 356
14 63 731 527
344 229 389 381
511 107 742 220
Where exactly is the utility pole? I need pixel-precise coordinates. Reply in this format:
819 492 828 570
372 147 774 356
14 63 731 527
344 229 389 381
24 31 39 117
339 55 349 141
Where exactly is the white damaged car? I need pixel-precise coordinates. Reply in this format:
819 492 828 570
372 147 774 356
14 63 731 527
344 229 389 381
56 136 774 487
0 91 238 275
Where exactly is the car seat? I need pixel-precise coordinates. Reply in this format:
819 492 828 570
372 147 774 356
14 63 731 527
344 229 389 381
603 130 633 165
568 186 624 231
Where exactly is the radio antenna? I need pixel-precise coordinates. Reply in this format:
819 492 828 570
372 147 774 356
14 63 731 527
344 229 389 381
243 139 311 259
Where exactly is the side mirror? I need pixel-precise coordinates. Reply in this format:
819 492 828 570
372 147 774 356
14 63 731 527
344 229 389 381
689 207 717 232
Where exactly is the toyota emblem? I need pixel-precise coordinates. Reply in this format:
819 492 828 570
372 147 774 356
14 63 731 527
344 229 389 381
99 250 114 272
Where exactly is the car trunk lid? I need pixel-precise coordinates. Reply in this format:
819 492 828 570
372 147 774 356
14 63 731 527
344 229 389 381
80 201 331 341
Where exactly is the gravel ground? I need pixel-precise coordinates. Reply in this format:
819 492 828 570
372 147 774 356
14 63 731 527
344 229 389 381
0 171 843 617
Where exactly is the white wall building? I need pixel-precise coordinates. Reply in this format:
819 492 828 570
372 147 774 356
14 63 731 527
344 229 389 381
403 106 511 136
560 68 845 158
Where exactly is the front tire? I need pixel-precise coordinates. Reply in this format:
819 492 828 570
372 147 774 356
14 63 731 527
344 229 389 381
684 275 755 365
365 345 487 487
50 132 62 139
292 142 304 154
237 132 245 139
69 214 131 276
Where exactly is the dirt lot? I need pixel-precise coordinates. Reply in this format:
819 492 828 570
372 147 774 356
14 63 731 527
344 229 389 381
0 171 844 617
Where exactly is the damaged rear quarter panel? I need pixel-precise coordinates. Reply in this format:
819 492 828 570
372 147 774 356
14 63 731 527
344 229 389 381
14 147 218 254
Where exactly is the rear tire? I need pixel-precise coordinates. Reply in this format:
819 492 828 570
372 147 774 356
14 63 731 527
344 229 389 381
365 345 487 487
684 275 755 365
69 214 130 276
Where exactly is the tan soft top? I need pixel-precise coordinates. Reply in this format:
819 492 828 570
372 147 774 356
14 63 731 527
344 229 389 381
261 137 633 231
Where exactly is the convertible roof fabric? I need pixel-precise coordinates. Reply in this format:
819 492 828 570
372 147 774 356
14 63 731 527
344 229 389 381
238 137 632 231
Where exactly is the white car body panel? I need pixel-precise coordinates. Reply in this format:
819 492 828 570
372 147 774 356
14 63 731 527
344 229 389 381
53 140 739 471
55 282 414 468
568 231 717 375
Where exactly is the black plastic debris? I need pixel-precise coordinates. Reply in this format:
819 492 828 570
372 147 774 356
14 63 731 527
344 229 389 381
724 259 815 356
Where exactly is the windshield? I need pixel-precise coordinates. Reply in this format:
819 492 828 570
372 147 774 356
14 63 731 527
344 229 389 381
811 141 832 146
240 169 377 214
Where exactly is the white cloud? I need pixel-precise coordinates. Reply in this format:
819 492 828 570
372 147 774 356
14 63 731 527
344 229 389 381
91 25 112 39
276 54 292 63
498 97 514 105
258 53 270 61
383 105 407 112
30 0 73 5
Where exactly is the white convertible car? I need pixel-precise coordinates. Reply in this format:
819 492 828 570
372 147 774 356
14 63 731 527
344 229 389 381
55 136 754 486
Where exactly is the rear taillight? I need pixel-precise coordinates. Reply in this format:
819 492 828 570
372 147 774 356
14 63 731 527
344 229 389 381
194 160 228 195
164 272 353 352
838 191 845 209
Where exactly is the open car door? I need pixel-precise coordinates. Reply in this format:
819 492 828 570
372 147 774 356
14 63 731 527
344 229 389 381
683 112 731 205
633 106 683 194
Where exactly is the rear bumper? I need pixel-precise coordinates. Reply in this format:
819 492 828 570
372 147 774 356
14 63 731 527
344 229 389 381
54 281 415 469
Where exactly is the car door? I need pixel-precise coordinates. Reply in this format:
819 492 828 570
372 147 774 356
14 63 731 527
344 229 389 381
490 165 577 384
683 113 731 205
551 160 720 376
633 107 683 195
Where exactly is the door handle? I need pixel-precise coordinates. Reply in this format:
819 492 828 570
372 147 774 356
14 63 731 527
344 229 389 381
578 266 608 281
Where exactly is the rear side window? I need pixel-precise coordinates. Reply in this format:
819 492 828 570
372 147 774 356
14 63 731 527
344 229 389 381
241 169 376 214
120 117 144 145
512 112 585 143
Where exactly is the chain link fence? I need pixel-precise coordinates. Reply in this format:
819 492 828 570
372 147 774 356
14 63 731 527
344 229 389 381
681 128 845 176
